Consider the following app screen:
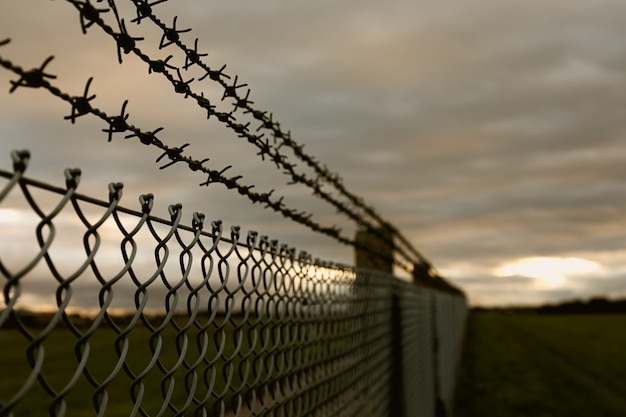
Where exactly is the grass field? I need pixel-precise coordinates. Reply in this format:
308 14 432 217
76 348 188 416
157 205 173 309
0 318 252 417
454 312 626 417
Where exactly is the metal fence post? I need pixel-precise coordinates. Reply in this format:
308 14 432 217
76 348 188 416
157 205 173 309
431 292 447 417
354 226 394 273
390 291 406 417
354 228 406 417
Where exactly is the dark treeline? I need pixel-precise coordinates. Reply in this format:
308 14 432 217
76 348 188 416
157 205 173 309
473 296 626 314
536 297 626 314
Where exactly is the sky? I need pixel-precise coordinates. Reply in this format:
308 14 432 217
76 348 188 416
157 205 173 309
1 0 625 307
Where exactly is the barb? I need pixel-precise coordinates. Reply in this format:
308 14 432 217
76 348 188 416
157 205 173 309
172 67 193 97
183 38 207 70
68 0 110 34
64 77 96 124
102 99 130 142
155 143 189 169
130 0 168 25
8 55 57 92
113 19 144 64
148 54 174 74
158 16 191 49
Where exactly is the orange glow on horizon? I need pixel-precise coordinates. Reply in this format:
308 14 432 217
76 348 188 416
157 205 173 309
495 256 601 287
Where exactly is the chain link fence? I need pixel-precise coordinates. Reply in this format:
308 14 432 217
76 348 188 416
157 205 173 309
1 3 469 416
0 150 467 417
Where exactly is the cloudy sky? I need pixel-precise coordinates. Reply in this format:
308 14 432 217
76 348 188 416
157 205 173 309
1 0 625 307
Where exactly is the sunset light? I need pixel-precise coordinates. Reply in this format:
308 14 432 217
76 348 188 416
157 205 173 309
3 1 626 417
0 208 22 223
495 257 601 287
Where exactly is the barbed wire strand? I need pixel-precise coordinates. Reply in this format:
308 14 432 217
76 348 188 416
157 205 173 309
121 0 429 267
66 0 408 263
0 50 414 272
123 0 429 266
61 0 429 269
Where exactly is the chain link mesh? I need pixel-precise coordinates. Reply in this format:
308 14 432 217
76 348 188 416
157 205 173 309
0 151 467 417
1 2 469 415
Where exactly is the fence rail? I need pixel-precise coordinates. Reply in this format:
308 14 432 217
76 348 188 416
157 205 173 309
0 151 467 417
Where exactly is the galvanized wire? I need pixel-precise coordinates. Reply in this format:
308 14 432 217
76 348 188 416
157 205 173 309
0 49 416 273
0 151 467 417
54 0 428 271
0 4 469 414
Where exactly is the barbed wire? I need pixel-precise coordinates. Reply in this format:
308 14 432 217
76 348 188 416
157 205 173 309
122 0 430 267
59 0 430 269
65 0 392 248
0 48 415 272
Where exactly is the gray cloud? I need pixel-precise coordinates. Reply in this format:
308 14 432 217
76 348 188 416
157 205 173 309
1 0 626 307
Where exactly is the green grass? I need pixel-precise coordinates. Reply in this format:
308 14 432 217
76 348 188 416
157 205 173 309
0 316 257 417
0 313 331 417
455 312 626 417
